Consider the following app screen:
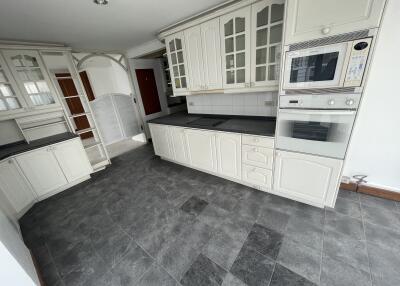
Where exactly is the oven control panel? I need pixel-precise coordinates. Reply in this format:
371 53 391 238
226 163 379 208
344 38 372 87
280 94 361 109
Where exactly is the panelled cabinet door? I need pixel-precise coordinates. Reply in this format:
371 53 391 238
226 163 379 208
165 33 189 95
0 159 36 213
2 50 59 109
184 26 204 91
215 132 241 180
284 0 386 44
149 124 173 159
273 150 343 206
251 0 284 87
242 145 274 169
169 126 189 164
201 18 223 90
220 6 251 88
242 164 272 189
16 148 67 197
184 129 217 173
52 139 92 183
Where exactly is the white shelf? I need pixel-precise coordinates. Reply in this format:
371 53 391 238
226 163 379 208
76 127 96 135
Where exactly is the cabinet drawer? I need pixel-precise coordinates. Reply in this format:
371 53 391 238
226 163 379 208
242 135 274 148
242 145 274 169
242 164 272 189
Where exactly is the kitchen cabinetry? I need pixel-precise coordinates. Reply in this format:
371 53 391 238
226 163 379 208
284 0 386 45
149 123 173 159
0 159 36 213
273 150 342 207
242 145 274 169
242 164 272 189
215 132 241 180
169 126 189 164
185 129 217 173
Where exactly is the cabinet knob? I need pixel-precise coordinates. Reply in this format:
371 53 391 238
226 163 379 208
321 27 331 35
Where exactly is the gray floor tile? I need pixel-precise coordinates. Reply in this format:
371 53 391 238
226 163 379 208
367 242 400 286
364 222 400 250
180 196 208 216
277 239 321 284
136 264 179 286
230 246 275 286
323 230 369 272
256 207 290 233
242 223 283 260
359 194 398 212
264 194 300 216
285 216 324 251
324 210 365 240
361 204 400 230
333 197 362 219
270 263 317 286
180 254 227 286
197 204 230 229
320 256 371 286
221 273 247 286
337 189 360 202
234 190 270 221
41 261 62 286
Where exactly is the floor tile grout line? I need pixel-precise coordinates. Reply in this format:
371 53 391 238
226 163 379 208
359 198 374 286
319 208 327 285
267 262 277 286
44 242 64 284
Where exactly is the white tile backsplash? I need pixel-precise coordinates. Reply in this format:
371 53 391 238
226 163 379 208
186 92 277 116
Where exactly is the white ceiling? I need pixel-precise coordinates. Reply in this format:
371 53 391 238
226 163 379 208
0 0 227 51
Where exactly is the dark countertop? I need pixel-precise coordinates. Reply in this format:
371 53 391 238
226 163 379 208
0 132 79 161
148 112 276 137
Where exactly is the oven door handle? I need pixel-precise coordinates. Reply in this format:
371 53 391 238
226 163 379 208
279 109 356 116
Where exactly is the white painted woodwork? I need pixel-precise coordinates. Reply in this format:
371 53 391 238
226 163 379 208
149 124 173 159
185 25 205 91
200 18 223 90
242 134 274 148
215 132 241 180
284 0 387 44
169 126 189 164
274 150 343 206
0 159 35 213
184 128 217 173
242 144 274 169
52 139 92 183
242 164 272 189
16 148 67 197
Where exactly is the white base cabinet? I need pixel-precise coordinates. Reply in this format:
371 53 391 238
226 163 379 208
149 124 173 159
216 132 241 180
169 126 189 164
242 164 272 189
185 129 218 173
273 150 342 207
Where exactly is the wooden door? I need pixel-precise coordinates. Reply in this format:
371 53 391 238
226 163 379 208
215 132 241 180
79 71 95 101
56 73 93 139
135 69 162 115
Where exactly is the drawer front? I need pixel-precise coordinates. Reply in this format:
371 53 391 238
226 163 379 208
242 135 274 148
242 164 272 189
242 145 274 169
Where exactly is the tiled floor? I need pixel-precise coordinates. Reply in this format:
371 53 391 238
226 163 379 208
20 144 400 286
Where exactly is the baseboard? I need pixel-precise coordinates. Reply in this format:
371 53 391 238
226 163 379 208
340 182 400 201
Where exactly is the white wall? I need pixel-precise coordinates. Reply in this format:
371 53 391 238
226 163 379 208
0 120 24 145
187 92 277 116
343 0 400 192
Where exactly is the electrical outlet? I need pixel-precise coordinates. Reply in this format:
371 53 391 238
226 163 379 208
188 102 194 106
341 176 351 184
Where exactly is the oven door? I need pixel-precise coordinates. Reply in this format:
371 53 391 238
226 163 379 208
276 109 356 159
283 42 349 90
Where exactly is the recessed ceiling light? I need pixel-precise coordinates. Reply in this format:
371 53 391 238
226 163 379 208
94 0 109 5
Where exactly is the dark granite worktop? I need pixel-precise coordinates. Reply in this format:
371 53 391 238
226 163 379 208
148 112 276 137
0 132 79 161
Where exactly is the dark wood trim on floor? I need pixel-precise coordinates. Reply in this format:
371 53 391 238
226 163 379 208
340 182 400 201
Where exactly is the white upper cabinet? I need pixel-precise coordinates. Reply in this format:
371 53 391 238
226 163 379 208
165 33 189 95
220 6 251 89
251 0 284 87
284 0 387 44
185 26 205 91
215 132 241 180
2 50 59 110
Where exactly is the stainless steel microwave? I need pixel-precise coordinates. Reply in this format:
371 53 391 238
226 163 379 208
282 38 372 92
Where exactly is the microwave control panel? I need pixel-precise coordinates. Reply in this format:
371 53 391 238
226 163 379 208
344 38 372 87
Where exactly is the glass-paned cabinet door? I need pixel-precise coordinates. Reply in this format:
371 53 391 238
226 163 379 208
251 0 284 87
165 33 189 95
2 50 59 108
220 6 251 88
0 53 26 114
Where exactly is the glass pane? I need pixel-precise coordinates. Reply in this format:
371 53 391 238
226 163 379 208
235 17 245 33
226 70 235 84
171 53 177 65
5 97 20 109
0 99 7 110
271 4 284 23
17 70 29 81
181 77 187 88
270 24 283 44
0 84 15 97
226 55 234 69
256 28 268 46
36 81 50 93
236 53 245 68
268 65 277 81
224 19 233 36
0 70 8 82
257 6 269 27
175 39 182 50
169 40 175 52
256 66 266 81
225 38 234 53
29 69 44 81
236 34 245 51
179 65 185 76
175 78 181 88
173 66 179 77
11 55 24 67
30 93 55 106
236 69 245 83
24 55 39 67
269 46 281 63
24 82 38 94
177 51 184 63
256 48 267 65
